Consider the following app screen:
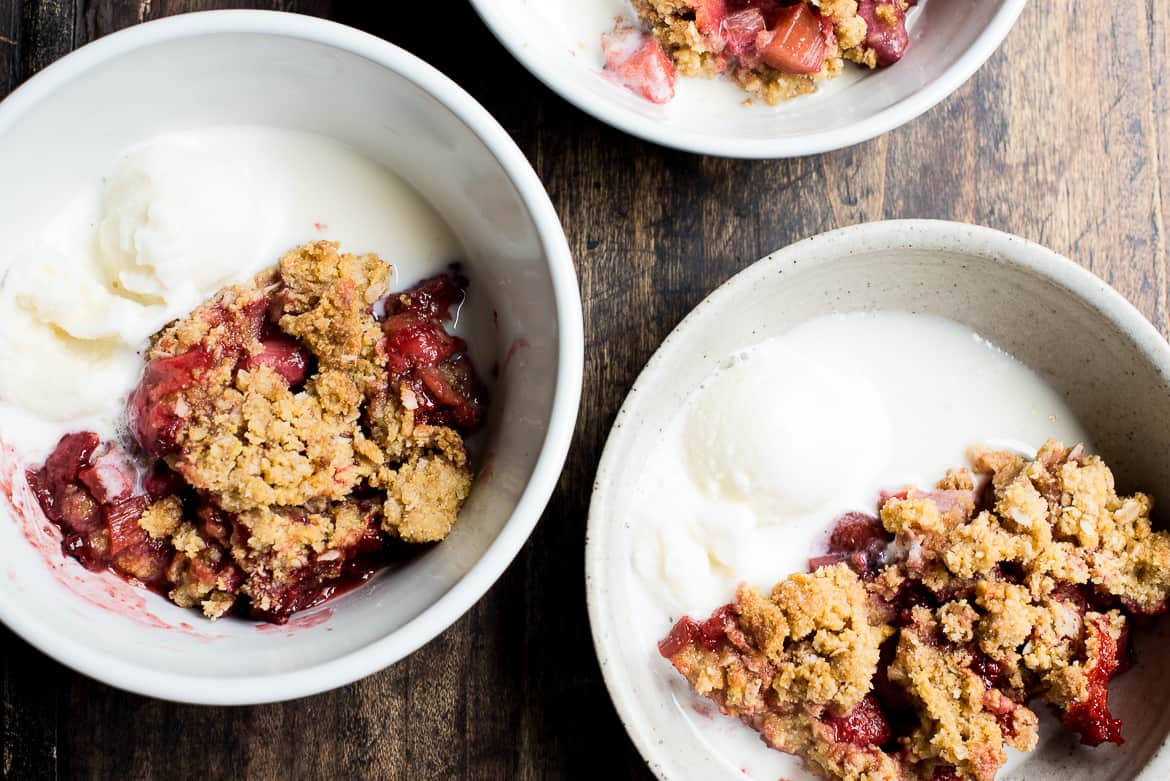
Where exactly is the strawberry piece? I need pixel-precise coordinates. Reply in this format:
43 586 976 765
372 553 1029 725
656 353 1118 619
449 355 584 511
858 0 910 66
241 337 311 386
104 495 149 555
825 694 892 747
129 347 213 457
389 272 467 322
719 8 766 57
382 273 487 431
385 322 461 371
602 27 677 105
78 447 137 504
1061 614 1126 746
756 2 827 75
42 432 100 486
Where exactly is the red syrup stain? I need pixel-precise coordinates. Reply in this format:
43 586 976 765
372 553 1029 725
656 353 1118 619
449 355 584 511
502 337 531 372
0 438 217 636
256 607 333 634
313 222 328 232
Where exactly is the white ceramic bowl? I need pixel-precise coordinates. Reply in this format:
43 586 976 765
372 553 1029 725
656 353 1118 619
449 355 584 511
0 11 583 705
588 220 1170 780
469 0 1026 158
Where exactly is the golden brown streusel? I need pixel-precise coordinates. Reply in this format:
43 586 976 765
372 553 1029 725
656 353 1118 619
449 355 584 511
629 0 911 106
133 241 478 619
662 441 1170 781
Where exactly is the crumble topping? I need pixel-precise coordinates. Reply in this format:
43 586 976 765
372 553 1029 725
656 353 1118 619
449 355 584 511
624 0 913 106
28 241 486 622
661 441 1170 780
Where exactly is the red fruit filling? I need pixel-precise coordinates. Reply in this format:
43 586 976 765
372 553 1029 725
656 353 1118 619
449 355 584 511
1060 614 1126 746
601 27 677 104
240 337 311 387
658 604 735 658
383 272 487 430
129 348 214 458
756 2 827 75
27 255 486 624
857 0 910 67
719 9 767 59
825 693 892 747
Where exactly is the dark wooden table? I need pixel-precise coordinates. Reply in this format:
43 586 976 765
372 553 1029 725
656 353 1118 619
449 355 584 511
2 1 1168 778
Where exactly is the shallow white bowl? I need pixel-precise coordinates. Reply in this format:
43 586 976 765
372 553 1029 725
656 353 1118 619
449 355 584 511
469 0 1026 158
0 11 583 705
587 220 1170 779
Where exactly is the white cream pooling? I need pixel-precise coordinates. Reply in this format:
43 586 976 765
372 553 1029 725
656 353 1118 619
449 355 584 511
631 310 1091 780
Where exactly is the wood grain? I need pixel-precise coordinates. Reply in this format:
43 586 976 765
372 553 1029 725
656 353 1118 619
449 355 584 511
2 1 1168 779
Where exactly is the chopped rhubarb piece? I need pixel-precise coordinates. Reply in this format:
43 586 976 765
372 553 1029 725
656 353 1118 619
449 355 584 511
241 337 311 386
825 694 892 747
719 8 766 57
858 0 909 67
602 27 677 105
385 322 461 371
104 495 149 555
828 512 889 552
756 3 827 75
78 447 137 504
42 431 100 486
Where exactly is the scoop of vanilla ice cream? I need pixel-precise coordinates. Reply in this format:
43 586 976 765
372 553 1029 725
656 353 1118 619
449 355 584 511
684 341 893 517
0 136 283 423
96 139 280 308
0 291 143 423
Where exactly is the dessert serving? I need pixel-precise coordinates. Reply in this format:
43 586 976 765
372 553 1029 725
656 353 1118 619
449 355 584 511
26 241 485 623
603 307 1170 780
661 441 1170 780
603 0 917 105
0 127 494 625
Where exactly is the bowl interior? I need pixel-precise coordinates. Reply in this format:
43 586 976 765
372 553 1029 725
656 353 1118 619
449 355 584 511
0 26 562 697
588 222 1170 780
471 0 1021 155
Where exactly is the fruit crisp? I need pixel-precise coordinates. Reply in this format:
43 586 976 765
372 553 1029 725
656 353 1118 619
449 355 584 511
26 241 487 623
603 0 915 106
660 441 1170 780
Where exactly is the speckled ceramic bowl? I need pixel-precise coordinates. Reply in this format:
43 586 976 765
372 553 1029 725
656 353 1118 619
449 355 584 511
0 12 583 705
587 220 1170 780
469 0 1026 158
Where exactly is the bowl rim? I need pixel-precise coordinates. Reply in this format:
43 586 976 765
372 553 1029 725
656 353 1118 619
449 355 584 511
467 0 1028 159
0 9 584 705
585 218 1170 779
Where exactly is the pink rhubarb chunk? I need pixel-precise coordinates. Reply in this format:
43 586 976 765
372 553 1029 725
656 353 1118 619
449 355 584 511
602 27 677 104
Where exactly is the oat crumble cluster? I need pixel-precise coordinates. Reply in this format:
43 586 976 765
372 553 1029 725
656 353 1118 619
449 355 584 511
604 0 914 106
660 441 1170 781
28 241 486 623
